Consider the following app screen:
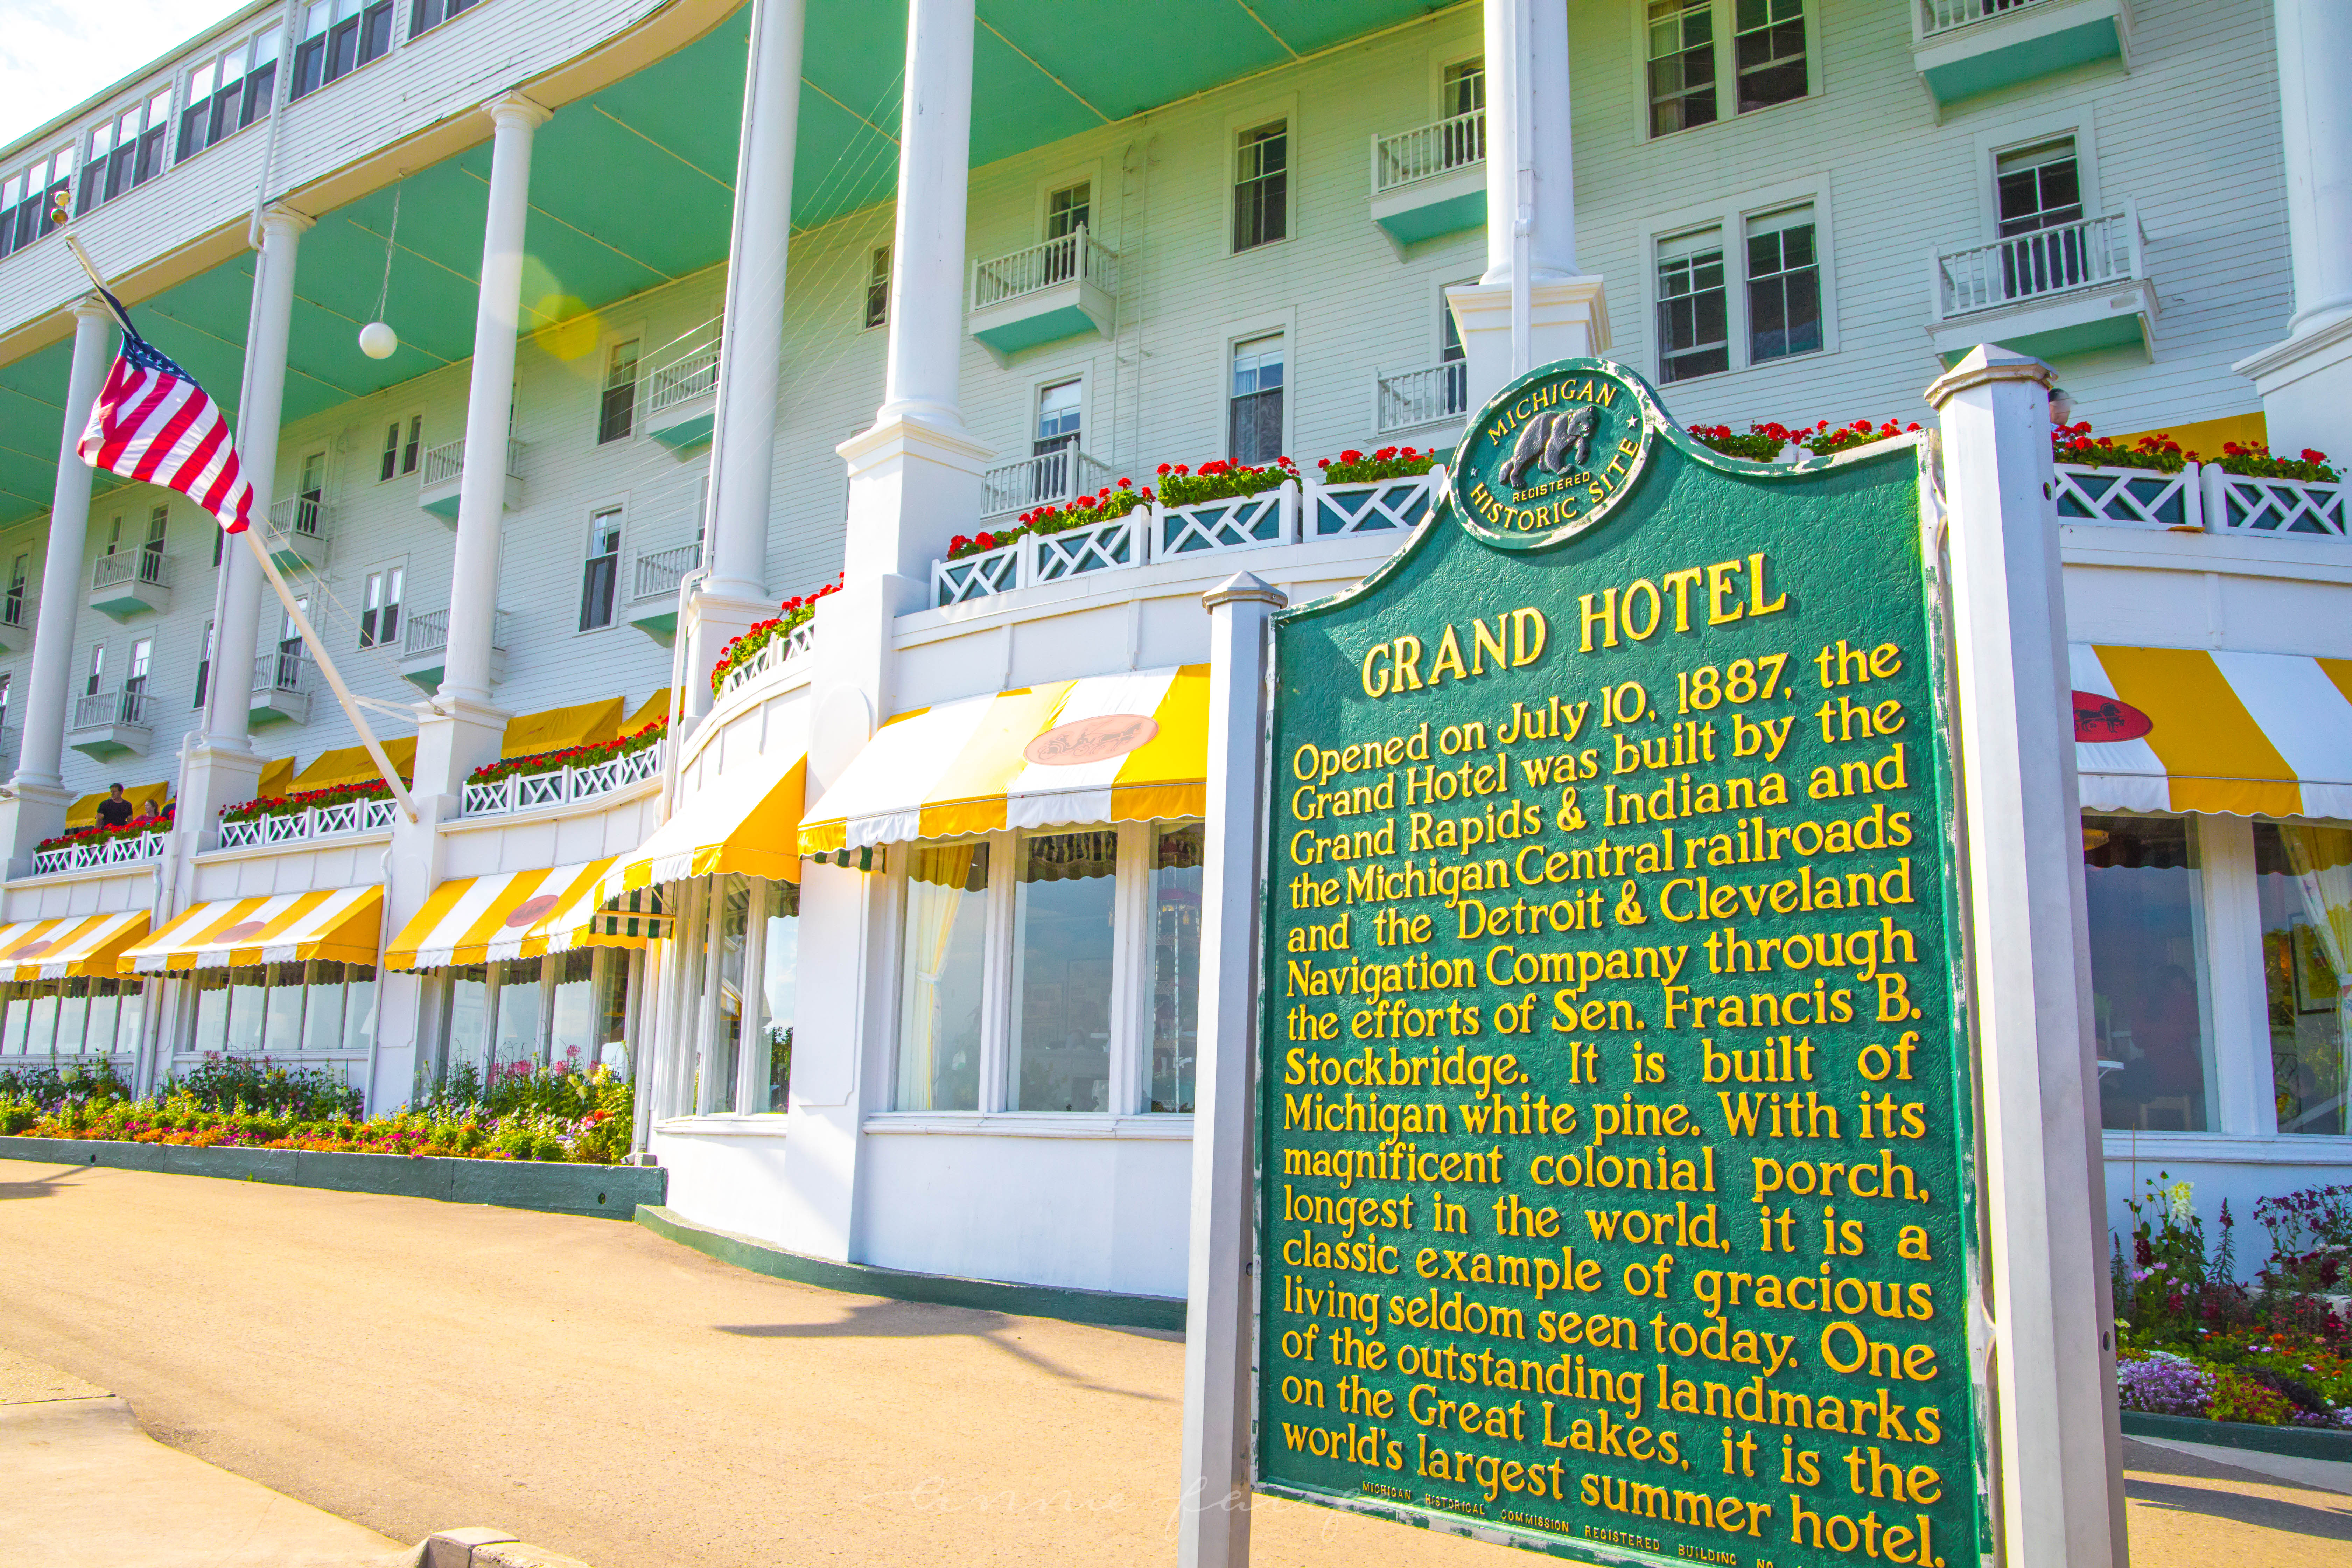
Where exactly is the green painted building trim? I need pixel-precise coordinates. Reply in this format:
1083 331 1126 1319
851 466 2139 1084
1938 310 2147 368
1923 14 2120 104
2119 1407 2352 1461
971 302 1100 358
1374 187 1485 248
635 1204 1187 1331
0 1137 664 1218
649 412 715 454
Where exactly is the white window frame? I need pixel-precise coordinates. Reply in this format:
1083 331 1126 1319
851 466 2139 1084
1216 308 1297 466
1635 176 1837 386
1033 160 1102 243
1025 363 1094 458
1969 105 2102 243
1224 92 1300 257
175 20 284 165
1428 38 1487 121
577 499 628 635
1630 0 1822 146
357 561 406 649
862 241 891 331
378 411 423 483
595 322 646 446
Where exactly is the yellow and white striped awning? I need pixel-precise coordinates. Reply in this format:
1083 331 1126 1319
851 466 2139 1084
0 910 151 981
799 665 1209 854
2073 645 2352 818
120 887 383 974
386 858 662 972
600 749 806 900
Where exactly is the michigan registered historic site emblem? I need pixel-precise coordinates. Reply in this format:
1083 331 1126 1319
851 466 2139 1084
1449 360 1657 550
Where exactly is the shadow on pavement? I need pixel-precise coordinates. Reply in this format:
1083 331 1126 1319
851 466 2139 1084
2124 1437 2352 1541
718 1302 1175 1402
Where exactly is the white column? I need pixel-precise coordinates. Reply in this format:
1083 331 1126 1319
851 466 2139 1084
1446 0 1606 413
1176 570 1286 1568
2232 0 2352 456
1926 345 2126 1568
10 299 112 802
684 0 808 723
439 94 546 715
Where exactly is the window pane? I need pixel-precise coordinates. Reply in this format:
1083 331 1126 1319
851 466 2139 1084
55 979 88 1054
263 961 306 1055
550 948 596 1072
596 953 631 1077
345 965 377 1057
1656 229 1729 382
1733 0 1807 114
24 985 58 1053
710 877 749 1112
2258 823 2351 1137
446 964 489 1073
1233 122 1288 251
761 880 799 1112
1745 206 1821 363
1011 831 1118 1113
115 980 144 1058
2084 815 2210 1131
0 984 26 1053
1150 826 1203 1112
303 960 346 1053
492 958 544 1078
1647 0 1717 136
598 341 639 443
84 980 119 1057
193 971 229 1054
225 967 266 1056
895 842 990 1110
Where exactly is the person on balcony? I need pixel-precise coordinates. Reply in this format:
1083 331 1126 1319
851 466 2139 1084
131 799 162 830
95 784 132 830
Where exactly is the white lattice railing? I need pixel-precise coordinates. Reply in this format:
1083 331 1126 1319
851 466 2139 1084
2054 461 2347 538
216 797 401 850
1376 363 1470 434
1371 108 1485 194
419 436 525 488
91 549 173 591
1921 0 2056 38
1933 206 2141 319
982 448 1114 518
31 828 168 876
632 542 701 603
971 224 1119 310
462 738 666 816
931 470 1450 607
645 317 722 415
716 620 818 703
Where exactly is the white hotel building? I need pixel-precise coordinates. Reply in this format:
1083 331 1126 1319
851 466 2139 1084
0 0 2347 1300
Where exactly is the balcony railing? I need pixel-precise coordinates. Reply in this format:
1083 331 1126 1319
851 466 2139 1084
971 224 1119 311
716 620 817 704
632 542 702 604
31 828 168 877
91 548 173 592
1376 362 1470 435
2055 462 2347 539
70 687 152 730
419 436 525 488
1372 108 1486 195
644 318 722 416
217 797 402 850
401 608 516 659
462 738 666 817
1933 206 2141 319
266 493 329 539
934 469 1447 607
982 447 1114 519
1921 0 2058 38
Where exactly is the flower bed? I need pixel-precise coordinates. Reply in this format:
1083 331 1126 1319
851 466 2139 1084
219 780 398 826
948 477 1153 561
468 717 665 788
1687 420 1922 460
2213 439 2339 483
36 809 174 853
0 1054 634 1166
708 577 841 695
1158 456 1296 507
2054 422 2190 474
1318 446 1437 485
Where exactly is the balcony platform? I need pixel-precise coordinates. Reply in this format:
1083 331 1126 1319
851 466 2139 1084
968 227 1117 367
250 653 313 728
1368 109 1485 257
69 691 152 761
264 497 331 573
628 543 701 643
0 609 26 655
1928 206 2153 366
89 552 172 621
399 609 513 690
642 321 721 457
418 438 524 523
1914 0 2128 105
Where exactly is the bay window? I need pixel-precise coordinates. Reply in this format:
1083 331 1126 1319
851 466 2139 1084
0 978 145 1057
185 961 378 1086
896 845 992 1112
660 875 800 1119
435 948 634 1086
1011 832 1119 1113
2084 814 2213 1132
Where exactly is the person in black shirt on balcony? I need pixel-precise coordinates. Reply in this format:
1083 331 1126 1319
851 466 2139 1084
95 784 132 830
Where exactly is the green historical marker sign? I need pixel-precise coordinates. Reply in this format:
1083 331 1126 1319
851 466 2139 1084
1257 359 1983 1567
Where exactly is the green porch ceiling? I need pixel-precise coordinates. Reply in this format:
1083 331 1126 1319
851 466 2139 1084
0 0 1459 527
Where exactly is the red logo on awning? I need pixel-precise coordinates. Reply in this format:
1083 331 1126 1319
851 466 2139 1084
2073 691 2152 743
505 894 561 928
1024 713 1160 767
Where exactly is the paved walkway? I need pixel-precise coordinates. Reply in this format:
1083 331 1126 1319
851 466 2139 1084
2 1160 2348 1567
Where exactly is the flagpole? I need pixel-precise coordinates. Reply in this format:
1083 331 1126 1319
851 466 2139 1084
59 231 419 825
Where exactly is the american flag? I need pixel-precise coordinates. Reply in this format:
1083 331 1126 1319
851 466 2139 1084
75 286 253 534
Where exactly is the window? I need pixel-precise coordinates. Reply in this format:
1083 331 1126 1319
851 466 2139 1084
2084 815 2211 1131
1034 379 1082 457
1 147 74 258
193 621 214 708
435 951 623 1087
1228 334 1285 464
1046 181 1090 240
598 340 639 444
1010 831 1118 1113
0 672 12 739
863 245 890 329
1647 0 1808 138
80 90 173 214
1149 826 1203 1112
0 978 144 1058
757 881 798 1112
1232 121 1288 252
187 962 375 1068
579 508 621 632
178 28 279 162
290 0 393 102
1656 228 1729 382
143 504 168 559
2256 823 2349 1137
125 637 152 699
5 554 26 627
294 451 327 535
380 414 421 481
1995 139 2082 236
85 644 105 698
1443 58 1486 120
1746 205 1821 363
272 598 308 690
895 842 990 1111
359 567 403 648
410 0 483 38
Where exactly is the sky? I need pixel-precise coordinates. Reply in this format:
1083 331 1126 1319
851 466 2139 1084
1 0 256 149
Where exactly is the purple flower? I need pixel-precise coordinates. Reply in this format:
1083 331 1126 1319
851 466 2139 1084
2116 1352 2213 1416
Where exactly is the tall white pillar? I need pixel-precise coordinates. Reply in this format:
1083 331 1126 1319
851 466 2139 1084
1446 0 1606 412
0 297 112 865
437 94 545 720
1927 345 2127 1568
1176 570 1284 1568
2232 0 2352 456
684 0 809 724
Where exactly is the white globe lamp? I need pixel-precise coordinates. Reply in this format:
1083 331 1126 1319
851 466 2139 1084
358 321 398 360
